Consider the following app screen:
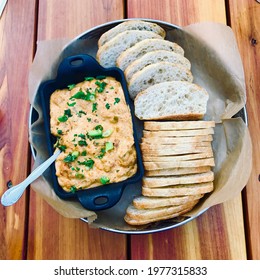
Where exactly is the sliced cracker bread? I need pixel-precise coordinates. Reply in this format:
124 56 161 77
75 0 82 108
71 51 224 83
143 128 214 137
142 135 213 145
96 30 162 67
142 182 214 197
134 81 209 120
128 62 193 99
116 38 185 71
133 194 203 209
145 166 211 176
124 50 191 82
144 120 215 130
98 20 166 47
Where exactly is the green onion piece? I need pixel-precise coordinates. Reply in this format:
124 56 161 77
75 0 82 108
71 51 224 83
67 84 75 90
105 103 110 109
114 97 120 104
100 176 110 185
78 140 87 146
88 129 103 138
105 142 114 152
84 77 94 81
57 129 63 135
67 102 76 107
63 151 79 163
96 75 106 80
94 125 103 131
58 115 68 122
102 129 113 138
70 186 77 193
81 150 87 156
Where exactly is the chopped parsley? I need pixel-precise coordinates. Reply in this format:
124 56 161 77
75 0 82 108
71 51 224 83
84 76 94 81
95 81 107 93
57 129 63 135
92 102 98 112
105 103 110 109
67 84 75 90
95 147 106 159
67 101 76 107
100 176 110 185
70 186 77 193
63 151 79 163
78 140 87 146
58 115 68 122
58 109 73 122
81 150 87 156
114 97 120 104
77 159 95 169
96 75 106 80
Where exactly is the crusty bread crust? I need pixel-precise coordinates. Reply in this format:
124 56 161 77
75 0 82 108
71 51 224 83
98 20 166 47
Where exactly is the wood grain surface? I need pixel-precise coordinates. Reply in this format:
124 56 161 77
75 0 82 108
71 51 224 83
27 0 127 260
127 0 247 260
228 0 260 260
0 0 37 260
0 0 258 260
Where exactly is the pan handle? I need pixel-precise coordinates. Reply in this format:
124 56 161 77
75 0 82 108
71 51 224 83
76 183 124 211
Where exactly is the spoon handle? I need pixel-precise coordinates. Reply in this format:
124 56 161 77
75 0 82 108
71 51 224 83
1 150 61 206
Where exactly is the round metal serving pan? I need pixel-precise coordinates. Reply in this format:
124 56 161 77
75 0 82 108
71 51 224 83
29 18 248 234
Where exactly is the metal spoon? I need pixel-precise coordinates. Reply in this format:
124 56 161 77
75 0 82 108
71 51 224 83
1 150 61 206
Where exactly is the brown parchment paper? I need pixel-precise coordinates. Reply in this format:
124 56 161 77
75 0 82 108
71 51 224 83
28 21 252 229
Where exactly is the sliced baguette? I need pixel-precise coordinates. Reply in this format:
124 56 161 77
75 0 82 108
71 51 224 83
126 200 199 220
142 182 214 197
143 171 214 188
144 120 215 131
124 50 191 82
141 142 212 150
96 30 162 68
133 194 203 209
124 206 194 225
142 152 213 162
116 38 185 71
134 81 209 120
143 158 215 169
145 166 211 176
98 20 166 47
128 62 193 99
142 135 213 145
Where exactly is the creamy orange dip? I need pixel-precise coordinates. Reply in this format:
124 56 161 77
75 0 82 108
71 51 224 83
50 76 137 192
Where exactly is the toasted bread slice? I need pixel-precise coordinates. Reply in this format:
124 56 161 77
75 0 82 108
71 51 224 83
124 205 194 225
98 20 166 47
145 166 211 176
143 158 215 169
96 30 162 68
142 135 213 145
128 62 193 99
143 127 214 138
132 194 203 209
142 182 214 197
124 50 191 82
142 171 214 188
126 199 199 220
142 152 213 162
141 142 212 150
144 120 215 131
116 38 185 71
134 81 209 120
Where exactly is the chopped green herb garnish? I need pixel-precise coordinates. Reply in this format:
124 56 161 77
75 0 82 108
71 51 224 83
84 77 94 81
63 151 79 163
95 147 106 159
64 109 72 117
110 86 114 89
78 133 86 139
78 140 87 146
70 186 77 193
57 129 63 135
58 145 67 152
67 102 76 107
102 129 113 138
100 176 110 185
67 84 75 90
92 102 98 112
81 150 87 156
114 97 121 104
96 75 106 80
95 81 107 93
95 125 103 131
105 103 110 109
105 141 114 152
87 118 92 122
70 90 86 100
77 159 95 169
58 115 68 122
88 129 103 139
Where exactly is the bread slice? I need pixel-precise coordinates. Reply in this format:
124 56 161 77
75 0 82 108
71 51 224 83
142 135 213 145
145 166 211 176
143 158 215 169
128 62 193 99
143 127 214 137
116 38 185 71
142 152 213 162
125 199 199 220
141 142 211 150
134 81 209 120
144 120 215 131
143 171 214 188
124 50 191 82
98 20 166 47
96 30 162 67
124 205 193 225
133 194 203 209
142 182 214 197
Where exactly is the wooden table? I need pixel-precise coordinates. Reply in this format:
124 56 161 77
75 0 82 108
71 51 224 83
0 0 259 260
